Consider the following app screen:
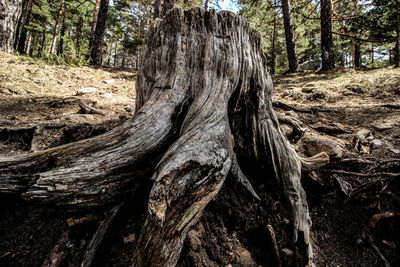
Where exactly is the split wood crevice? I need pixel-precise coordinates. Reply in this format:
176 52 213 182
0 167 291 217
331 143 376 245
0 8 328 266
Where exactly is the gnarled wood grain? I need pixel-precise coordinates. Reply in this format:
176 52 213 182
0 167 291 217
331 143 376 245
0 7 319 266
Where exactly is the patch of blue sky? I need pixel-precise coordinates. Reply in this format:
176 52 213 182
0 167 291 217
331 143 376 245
209 0 241 13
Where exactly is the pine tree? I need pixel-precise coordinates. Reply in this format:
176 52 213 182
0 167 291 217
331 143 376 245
320 0 335 70
282 0 299 72
363 0 400 67
90 0 109 66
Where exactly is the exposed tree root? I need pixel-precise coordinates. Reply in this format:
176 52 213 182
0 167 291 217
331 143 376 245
277 113 306 140
267 223 282 267
360 212 400 267
0 7 324 266
42 229 71 267
81 201 124 267
329 170 400 178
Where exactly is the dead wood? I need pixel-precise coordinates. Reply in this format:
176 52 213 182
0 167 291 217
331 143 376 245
42 229 70 267
310 122 351 134
277 114 306 140
77 99 107 116
81 202 124 267
329 170 400 178
0 7 320 266
267 223 282 267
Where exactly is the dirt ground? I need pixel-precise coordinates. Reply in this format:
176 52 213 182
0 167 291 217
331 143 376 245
0 52 399 266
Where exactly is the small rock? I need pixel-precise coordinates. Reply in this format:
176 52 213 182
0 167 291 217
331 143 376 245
104 79 115 85
371 139 384 148
282 248 294 256
302 134 345 158
75 87 97 95
374 123 394 131
103 93 113 99
123 233 136 244
353 129 372 153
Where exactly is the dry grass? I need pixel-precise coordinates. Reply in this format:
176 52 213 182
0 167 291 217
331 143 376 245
273 68 400 107
0 52 136 125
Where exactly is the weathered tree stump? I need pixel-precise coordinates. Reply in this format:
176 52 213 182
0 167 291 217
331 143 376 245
0 7 326 266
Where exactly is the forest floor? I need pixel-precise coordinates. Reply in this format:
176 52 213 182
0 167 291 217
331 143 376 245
0 51 399 267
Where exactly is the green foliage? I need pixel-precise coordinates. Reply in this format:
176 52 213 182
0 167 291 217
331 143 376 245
11 0 398 69
240 0 322 73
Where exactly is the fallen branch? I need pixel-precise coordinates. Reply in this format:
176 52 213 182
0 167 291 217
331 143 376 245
310 122 351 134
78 100 107 116
329 170 400 178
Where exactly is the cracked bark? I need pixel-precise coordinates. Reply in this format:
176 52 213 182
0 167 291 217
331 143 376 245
0 0 23 53
0 7 317 266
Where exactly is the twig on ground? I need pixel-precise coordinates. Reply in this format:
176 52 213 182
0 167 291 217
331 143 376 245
78 100 107 116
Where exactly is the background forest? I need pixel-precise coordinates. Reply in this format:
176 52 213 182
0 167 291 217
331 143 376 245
1 0 399 72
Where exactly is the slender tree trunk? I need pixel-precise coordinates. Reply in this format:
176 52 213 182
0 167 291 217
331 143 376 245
90 0 109 66
371 45 374 64
48 0 65 55
121 50 126 68
75 15 83 57
38 25 45 57
107 46 111 65
354 41 361 68
340 51 345 68
320 0 335 70
114 40 118 67
17 0 33 54
394 0 400 68
395 26 400 68
14 0 27 50
89 0 101 49
29 32 36 57
270 1 277 74
154 0 162 19
0 0 24 53
281 0 299 73
57 12 67 55
25 30 31 54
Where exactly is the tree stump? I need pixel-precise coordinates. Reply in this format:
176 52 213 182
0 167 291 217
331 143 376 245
0 7 324 266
